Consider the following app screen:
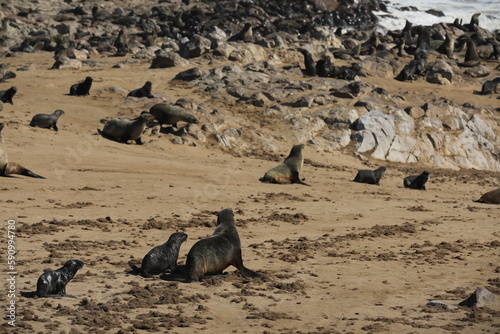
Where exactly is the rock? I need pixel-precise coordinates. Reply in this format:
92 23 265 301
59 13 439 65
51 56 82 69
464 65 491 78
420 116 442 130
405 106 425 119
351 130 376 153
426 60 453 83
150 51 190 69
426 301 457 310
323 129 351 147
172 67 208 81
318 108 359 125
386 135 417 163
291 116 326 143
393 109 415 135
205 26 227 49
467 114 495 139
459 287 497 307
358 56 395 78
351 109 396 160
309 27 342 47
180 34 212 58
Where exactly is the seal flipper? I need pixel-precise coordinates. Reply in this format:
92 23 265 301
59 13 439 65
4 162 45 179
291 170 311 186
128 261 141 273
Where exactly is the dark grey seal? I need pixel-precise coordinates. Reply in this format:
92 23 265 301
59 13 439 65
403 170 429 190
69 76 93 96
36 260 84 297
353 166 386 185
29 109 65 131
128 232 187 278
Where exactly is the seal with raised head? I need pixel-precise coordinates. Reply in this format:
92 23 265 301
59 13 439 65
69 76 93 96
0 86 17 104
128 232 188 278
185 208 262 282
0 123 45 178
29 109 65 131
353 166 386 185
459 38 481 67
298 48 316 76
474 188 500 204
36 259 84 298
127 81 154 98
404 170 429 190
98 112 153 145
149 103 198 128
260 144 309 185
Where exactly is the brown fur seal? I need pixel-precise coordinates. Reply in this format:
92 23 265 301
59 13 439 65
29 109 64 131
36 260 84 298
128 232 187 278
459 38 481 67
149 103 199 128
0 123 45 178
474 188 500 204
98 112 153 145
353 166 386 185
260 144 309 186
0 86 17 104
127 81 153 98
69 76 93 96
403 170 429 190
185 208 261 282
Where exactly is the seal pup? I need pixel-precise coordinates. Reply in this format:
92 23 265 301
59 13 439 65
29 109 64 131
36 260 84 298
474 188 500 204
127 81 154 98
476 77 500 95
149 103 198 128
69 76 93 96
352 166 386 185
0 86 17 104
228 23 253 42
98 112 153 145
185 208 262 282
316 56 333 77
0 123 45 178
128 232 187 278
260 144 310 186
403 170 429 190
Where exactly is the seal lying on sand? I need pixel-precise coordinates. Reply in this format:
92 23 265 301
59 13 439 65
69 76 93 96
404 171 429 190
474 188 500 204
0 123 45 178
185 208 262 282
353 166 386 185
36 260 84 297
29 109 65 131
149 103 198 128
0 86 17 104
260 144 309 185
128 232 187 278
98 112 153 144
127 81 154 98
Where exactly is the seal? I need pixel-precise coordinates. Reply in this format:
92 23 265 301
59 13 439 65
353 166 386 185
316 56 333 77
459 38 481 67
128 232 188 278
228 22 253 42
403 170 429 190
0 86 17 104
29 109 65 131
478 77 500 95
260 144 309 185
149 103 199 128
127 81 154 98
36 259 84 298
0 123 45 178
298 49 316 76
474 188 500 204
69 76 93 96
185 208 261 282
98 112 153 145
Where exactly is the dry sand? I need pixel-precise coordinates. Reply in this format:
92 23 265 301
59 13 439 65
0 51 499 334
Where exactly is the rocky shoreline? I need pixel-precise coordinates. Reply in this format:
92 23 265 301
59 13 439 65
0 0 499 171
